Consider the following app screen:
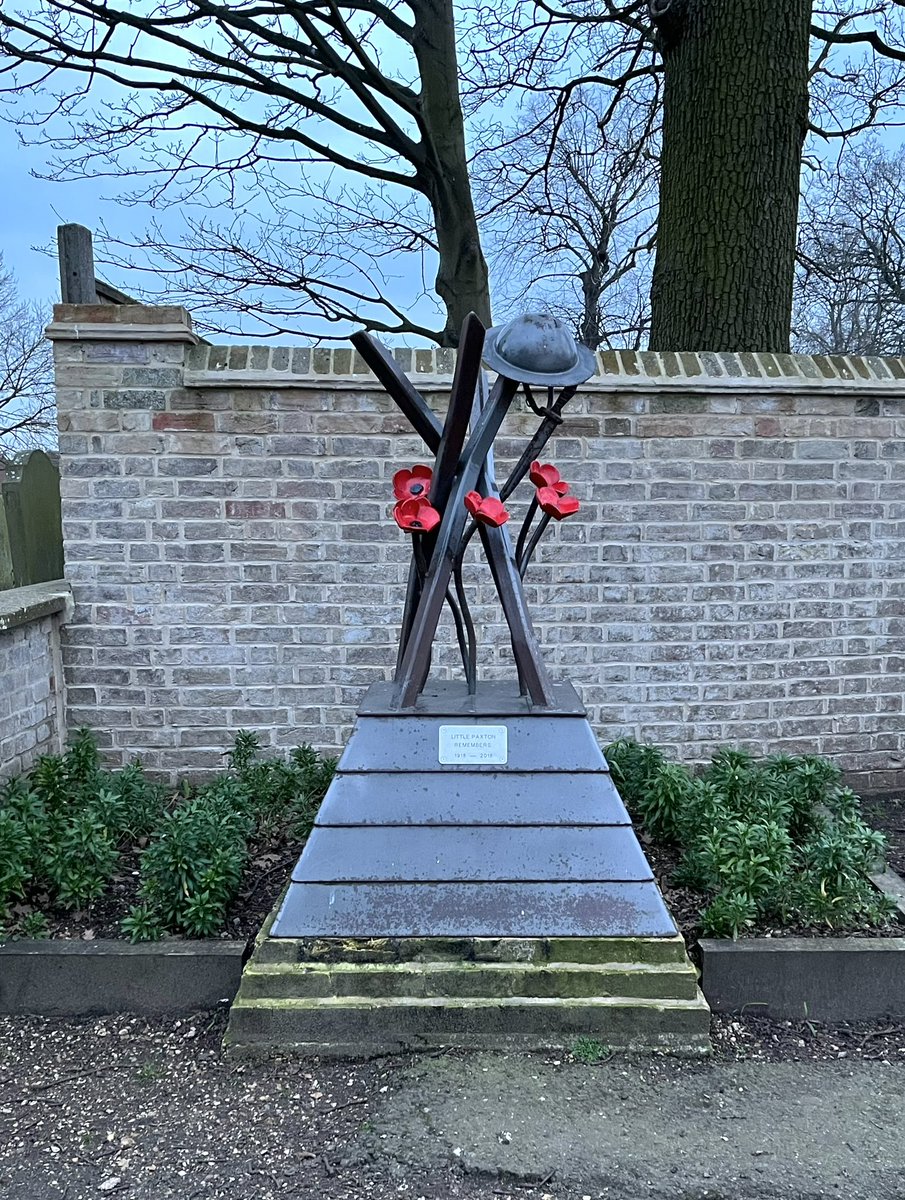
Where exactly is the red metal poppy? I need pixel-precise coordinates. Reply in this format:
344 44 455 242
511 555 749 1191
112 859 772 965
393 464 433 501
464 491 510 527
529 460 569 495
393 497 441 533
536 486 580 520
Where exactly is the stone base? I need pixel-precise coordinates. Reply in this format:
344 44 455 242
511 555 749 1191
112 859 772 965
228 680 711 1055
271 680 677 940
224 916 711 1057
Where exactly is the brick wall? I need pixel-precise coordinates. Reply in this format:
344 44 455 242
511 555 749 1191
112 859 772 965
0 582 71 779
49 304 905 788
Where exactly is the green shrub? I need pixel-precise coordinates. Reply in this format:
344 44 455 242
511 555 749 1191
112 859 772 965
700 892 758 939
122 732 335 941
44 809 118 908
19 910 49 940
635 761 695 843
130 788 252 937
0 729 170 921
0 809 30 919
120 904 166 943
604 739 667 812
605 738 894 938
0 728 334 942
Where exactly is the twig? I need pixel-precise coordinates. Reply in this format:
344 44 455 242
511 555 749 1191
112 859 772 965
856 1025 905 1049
324 1096 368 1116
30 1064 128 1093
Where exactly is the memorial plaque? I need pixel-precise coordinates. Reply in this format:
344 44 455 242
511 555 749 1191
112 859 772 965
438 724 507 765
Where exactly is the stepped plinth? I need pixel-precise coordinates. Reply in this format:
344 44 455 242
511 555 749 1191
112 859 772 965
225 682 710 1056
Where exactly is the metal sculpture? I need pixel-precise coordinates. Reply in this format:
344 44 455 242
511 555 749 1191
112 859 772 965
350 312 596 709
270 314 678 947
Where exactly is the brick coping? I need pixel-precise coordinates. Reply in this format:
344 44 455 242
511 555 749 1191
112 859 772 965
43 303 905 393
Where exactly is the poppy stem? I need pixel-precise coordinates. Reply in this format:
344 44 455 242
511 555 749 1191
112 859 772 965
457 518 480 559
519 512 552 579
395 557 421 672
499 385 577 502
444 586 471 691
515 495 539 569
412 532 429 584
453 558 477 692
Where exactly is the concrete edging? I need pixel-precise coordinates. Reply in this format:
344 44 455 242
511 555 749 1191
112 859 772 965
8 931 905 1024
700 937 905 1021
0 938 247 1016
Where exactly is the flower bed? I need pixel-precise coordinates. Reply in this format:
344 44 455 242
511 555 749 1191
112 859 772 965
605 740 903 943
0 731 335 943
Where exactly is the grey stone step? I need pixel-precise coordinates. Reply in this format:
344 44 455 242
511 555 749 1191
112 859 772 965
315 769 629 826
225 993 712 1057
338 714 606 773
238 958 701 1002
254 933 690 967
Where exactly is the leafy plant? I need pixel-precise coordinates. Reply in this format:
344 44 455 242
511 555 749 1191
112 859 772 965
45 809 118 908
0 809 30 918
608 738 895 937
0 728 333 941
121 904 166 944
700 892 758 939
124 732 334 940
19 910 49 940
604 739 667 812
130 788 251 937
635 762 695 843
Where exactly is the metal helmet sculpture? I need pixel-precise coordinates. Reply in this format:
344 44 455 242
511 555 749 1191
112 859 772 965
482 313 597 387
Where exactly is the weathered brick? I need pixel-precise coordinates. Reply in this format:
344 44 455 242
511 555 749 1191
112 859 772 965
45 322 905 783
152 411 215 432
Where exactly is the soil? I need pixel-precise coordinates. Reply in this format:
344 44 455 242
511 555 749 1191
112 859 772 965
1 1009 904 1200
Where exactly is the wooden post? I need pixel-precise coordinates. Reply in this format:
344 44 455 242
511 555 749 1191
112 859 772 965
57 224 97 303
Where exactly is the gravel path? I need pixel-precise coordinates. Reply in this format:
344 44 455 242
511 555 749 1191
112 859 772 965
1 1011 904 1200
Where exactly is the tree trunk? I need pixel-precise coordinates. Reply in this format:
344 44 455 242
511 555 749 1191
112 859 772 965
412 0 492 346
648 0 811 352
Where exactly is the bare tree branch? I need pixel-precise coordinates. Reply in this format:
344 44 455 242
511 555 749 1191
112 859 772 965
0 258 56 454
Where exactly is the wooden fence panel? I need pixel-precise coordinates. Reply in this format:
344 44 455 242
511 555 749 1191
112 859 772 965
0 451 63 588
20 450 63 584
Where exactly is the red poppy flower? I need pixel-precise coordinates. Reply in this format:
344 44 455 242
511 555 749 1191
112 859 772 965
393 497 441 533
529 461 569 495
536 486 580 520
393 465 433 502
464 491 510 527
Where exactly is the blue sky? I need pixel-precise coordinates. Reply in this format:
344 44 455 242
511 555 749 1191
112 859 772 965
0 118 119 308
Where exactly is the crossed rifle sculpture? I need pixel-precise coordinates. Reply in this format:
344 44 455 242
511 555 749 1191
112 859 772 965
351 313 590 711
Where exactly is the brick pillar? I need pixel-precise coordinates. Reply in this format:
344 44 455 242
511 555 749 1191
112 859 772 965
46 304 198 766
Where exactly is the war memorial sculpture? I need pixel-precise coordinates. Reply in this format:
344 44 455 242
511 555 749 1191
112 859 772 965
227 314 709 1054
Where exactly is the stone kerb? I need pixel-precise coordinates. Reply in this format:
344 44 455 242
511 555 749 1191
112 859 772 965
48 304 905 788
